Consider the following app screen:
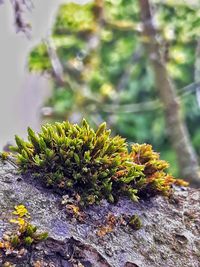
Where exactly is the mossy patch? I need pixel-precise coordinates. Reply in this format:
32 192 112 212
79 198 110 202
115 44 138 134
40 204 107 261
11 119 186 206
0 205 48 257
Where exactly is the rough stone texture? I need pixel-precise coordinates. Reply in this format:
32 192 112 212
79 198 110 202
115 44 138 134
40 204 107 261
0 159 200 267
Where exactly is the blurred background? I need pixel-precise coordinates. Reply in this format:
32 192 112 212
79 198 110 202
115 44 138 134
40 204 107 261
1 0 200 183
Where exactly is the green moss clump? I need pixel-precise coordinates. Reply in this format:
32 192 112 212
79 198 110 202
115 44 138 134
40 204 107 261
12 119 179 205
0 205 48 254
128 214 142 230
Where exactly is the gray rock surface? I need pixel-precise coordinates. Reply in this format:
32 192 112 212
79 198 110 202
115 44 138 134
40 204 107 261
0 159 200 267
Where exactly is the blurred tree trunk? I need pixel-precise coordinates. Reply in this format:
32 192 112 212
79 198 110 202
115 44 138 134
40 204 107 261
139 0 200 186
195 39 200 107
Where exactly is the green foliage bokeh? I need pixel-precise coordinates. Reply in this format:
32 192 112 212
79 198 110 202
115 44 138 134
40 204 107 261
28 0 200 177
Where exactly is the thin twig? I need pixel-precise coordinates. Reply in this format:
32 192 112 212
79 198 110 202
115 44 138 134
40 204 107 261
10 0 33 37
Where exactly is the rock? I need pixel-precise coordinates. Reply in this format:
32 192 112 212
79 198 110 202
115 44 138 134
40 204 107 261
0 159 200 267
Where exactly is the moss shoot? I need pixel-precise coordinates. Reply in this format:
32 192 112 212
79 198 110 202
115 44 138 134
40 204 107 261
0 205 48 254
11 119 185 206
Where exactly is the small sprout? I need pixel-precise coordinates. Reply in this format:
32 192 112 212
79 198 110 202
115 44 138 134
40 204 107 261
10 217 26 226
35 232 48 241
13 205 29 218
0 152 9 161
10 235 20 247
24 236 33 246
25 224 37 236
108 194 115 203
96 122 106 136
174 179 189 187
87 195 96 205
128 215 142 230
0 205 48 254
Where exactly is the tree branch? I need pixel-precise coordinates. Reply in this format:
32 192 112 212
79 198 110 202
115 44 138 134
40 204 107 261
195 39 200 107
44 38 65 86
10 0 33 37
116 48 143 92
139 0 200 185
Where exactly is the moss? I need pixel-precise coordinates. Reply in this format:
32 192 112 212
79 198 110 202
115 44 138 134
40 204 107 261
0 152 9 161
0 205 48 254
11 119 184 206
128 215 142 230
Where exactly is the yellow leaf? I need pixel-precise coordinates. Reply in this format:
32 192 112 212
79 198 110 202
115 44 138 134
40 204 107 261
10 218 25 226
0 241 5 248
9 219 18 224
13 205 29 217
